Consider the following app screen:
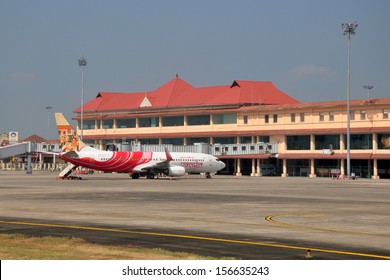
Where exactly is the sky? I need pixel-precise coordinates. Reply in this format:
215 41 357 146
1 0 389 139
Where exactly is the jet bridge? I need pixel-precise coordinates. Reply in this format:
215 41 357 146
0 142 37 174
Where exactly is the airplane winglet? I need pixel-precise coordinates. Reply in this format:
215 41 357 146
164 148 173 161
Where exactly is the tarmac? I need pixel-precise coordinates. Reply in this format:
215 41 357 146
0 171 389 260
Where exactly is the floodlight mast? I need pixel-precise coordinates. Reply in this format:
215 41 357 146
363 84 373 99
45 106 53 143
341 22 358 178
78 57 87 140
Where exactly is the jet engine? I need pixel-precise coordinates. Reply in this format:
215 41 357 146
164 166 186 177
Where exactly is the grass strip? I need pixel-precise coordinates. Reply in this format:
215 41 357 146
0 233 218 260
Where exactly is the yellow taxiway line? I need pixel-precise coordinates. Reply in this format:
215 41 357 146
0 219 389 260
265 213 390 237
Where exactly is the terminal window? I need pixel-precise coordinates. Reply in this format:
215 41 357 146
82 120 95 130
187 115 210 126
329 112 335 121
117 118 136 128
213 113 237 124
378 134 390 149
139 117 159 127
103 119 114 129
360 110 366 120
350 110 355 120
383 109 389 119
315 134 340 150
319 112 325 122
287 135 310 150
345 134 372 149
162 116 184 127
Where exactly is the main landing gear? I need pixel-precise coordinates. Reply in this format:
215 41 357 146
146 172 155 179
129 172 155 179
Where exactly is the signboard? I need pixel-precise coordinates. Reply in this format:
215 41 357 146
9 131 18 143
323 149 334 155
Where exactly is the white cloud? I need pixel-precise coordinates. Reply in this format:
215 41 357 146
283 64 335 81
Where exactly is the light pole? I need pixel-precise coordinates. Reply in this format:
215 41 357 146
363 84 373 99
78 57 87 140
342 22 358 177
45 106 52 143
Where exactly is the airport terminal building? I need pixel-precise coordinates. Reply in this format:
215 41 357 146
73 77 390 179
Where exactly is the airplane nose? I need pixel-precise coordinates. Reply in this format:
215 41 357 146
221 161 226 169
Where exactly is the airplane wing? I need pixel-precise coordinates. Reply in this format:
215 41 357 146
133 148 172 173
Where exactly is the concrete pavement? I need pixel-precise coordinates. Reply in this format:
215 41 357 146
0 171 389 259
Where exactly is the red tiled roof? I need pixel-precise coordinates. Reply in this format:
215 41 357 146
19 134 59 143
73 77 300 113
230 80 299 105
237 98 390 112
22 134 48 143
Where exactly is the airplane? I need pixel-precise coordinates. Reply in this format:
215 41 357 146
54 113 225 179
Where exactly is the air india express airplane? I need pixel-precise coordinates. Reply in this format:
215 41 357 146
55 113 225 179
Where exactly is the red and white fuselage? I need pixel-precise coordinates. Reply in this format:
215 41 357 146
59 146 225 178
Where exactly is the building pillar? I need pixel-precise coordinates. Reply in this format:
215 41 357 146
26 154 32 174
372 132 377 153
236 158 242 176
257 158 261 176
310 134 315 151
372 159 380 179
282 158 288 177
39 153 42 170
251 158 256 176
309 158 316 178
340 133 345 170
340 133 345 151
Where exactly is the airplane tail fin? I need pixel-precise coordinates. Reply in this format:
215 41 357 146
55 113 87 152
